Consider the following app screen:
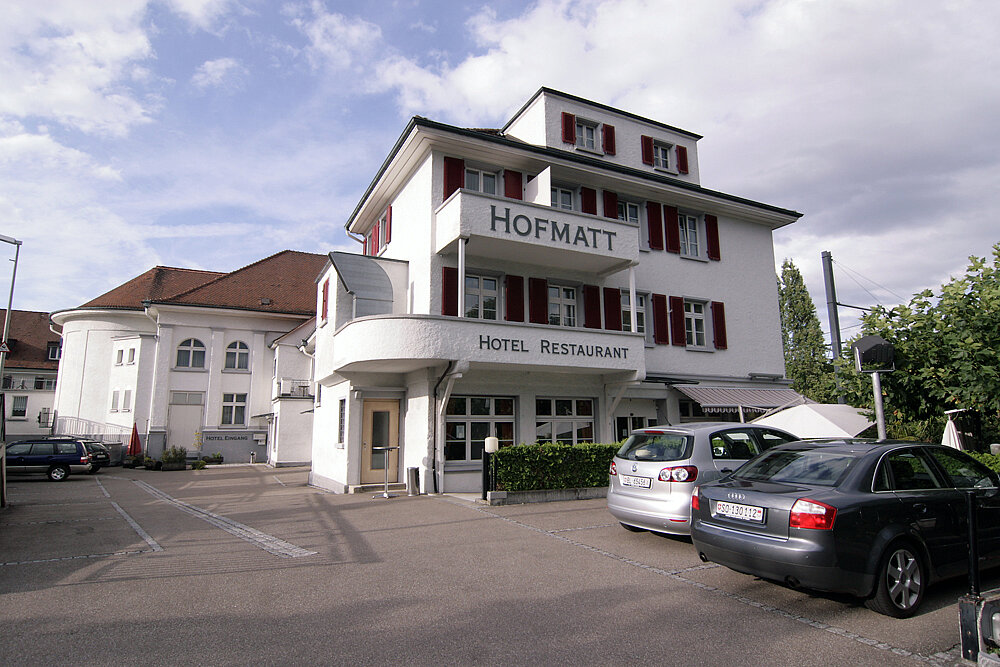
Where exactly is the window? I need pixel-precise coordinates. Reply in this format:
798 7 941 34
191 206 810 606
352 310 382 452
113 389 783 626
465 168 497 195
465 275 498 320
925 447 998 488
685 301 707 347
176 338 206 368
122 389 132 412
710 429 764 460
338 398 346 444
874 450 942 491
34 376 56 390
575 119 597 150
536 398 594 445
551 187 574 211
12 395 27 418
615 416 649 441
47 342 61 360
617 201 639 224
128 348 136 364
653 142 672 170
679 213 700 257
170 392 204 405
115 349 124 365
548 285 577 327
110 390 120 412
225 341 250 370
221 393 247 426
445 396 515 462
621 292 646 334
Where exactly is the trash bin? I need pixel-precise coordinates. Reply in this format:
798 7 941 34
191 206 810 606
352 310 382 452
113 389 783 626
406 467 420 496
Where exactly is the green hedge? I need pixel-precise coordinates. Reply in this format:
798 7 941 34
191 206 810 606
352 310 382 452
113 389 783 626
968 452 1000 473
492 442 619 492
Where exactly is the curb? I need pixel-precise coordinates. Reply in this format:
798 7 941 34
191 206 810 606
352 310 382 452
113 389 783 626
482 486 608 505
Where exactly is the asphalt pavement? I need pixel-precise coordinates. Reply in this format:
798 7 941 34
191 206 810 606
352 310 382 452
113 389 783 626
0 465 983 666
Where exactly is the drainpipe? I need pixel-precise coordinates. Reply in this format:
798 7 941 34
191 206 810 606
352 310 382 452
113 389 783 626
431 360 468 494
430 362 454 494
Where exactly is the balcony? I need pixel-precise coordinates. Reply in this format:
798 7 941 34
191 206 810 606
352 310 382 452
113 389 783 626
277 378 313 398
330 314 646 379
435 190 639 275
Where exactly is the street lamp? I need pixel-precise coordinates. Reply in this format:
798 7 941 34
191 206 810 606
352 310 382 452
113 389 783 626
0 234 22 403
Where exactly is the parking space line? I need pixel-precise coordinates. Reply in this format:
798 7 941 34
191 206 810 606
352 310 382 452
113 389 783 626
446 498 959 666
111 501 163 552
1 549 155 567
133 480 316 558
95 478 111 497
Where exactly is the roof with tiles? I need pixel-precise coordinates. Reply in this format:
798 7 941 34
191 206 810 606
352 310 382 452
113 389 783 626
0 309 60 371
80 266 225 310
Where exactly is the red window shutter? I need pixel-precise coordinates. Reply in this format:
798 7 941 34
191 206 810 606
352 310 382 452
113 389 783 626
561 112 576 144
504 170 523 200
602 124 616 155
505 275 524 322
384 206 392 244
443 156 465 200
442 266 458 316
669 296 686 346
528 277 548 324
603 287 622 331
582 285 601 329
602 190 618 219
646 201 664 251
372 221 380 254
711 302 728 350
705 214 720 260
676 145 689 174
664 205 681 254
652 294 669 344
363 235 369 256
321 279 329 321
641 135 654 165
581 187 597 215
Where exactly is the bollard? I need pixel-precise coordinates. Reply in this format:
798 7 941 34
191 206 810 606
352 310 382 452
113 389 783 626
406 467 419 496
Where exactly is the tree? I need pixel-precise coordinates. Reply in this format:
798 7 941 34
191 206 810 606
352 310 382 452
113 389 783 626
777 259 837 403
841 243 1000 443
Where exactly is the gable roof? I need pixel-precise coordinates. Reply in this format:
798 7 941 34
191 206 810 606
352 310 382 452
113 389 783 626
151 250 329 316
80 266 225 310
0 309 60 370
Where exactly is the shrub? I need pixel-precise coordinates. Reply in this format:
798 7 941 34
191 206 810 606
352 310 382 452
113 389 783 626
968 452 1000 473
492 442 619 492
190 460 207 470
161 446 187 463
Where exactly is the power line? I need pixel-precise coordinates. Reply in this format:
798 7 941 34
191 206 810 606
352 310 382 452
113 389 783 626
831 258 908 303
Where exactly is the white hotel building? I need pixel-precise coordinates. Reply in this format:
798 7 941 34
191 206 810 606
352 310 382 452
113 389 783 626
309 88 804 494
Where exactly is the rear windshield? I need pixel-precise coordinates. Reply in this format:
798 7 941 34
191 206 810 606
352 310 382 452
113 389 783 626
733 448 857 486
617 434 692 462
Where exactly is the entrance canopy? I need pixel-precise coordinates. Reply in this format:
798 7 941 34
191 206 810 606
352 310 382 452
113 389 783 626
674 385 807 415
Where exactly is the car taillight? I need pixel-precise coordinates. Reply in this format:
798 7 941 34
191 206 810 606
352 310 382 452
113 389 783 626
789 498 837 530
659 465 698 483
609 461 617 476
691 486 700 511
81 455 90 464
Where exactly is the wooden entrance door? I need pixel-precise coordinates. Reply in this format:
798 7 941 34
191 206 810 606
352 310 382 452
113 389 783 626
361 400 399 484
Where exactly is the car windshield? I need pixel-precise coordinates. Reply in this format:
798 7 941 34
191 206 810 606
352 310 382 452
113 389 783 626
617 433 692 462
733 448 857 486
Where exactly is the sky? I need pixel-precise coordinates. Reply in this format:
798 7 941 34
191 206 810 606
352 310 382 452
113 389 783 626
1 0 998 346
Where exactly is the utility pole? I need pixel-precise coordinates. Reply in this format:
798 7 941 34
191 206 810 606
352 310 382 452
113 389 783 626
821 251 844 403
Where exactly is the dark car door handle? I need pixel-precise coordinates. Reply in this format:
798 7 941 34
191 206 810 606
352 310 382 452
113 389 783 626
720 468 733 473
913 503 927 513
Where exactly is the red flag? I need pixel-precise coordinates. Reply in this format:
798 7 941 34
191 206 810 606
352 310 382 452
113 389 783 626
127 424 142 457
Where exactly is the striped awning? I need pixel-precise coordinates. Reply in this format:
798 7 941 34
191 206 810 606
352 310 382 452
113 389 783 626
674 386 809 414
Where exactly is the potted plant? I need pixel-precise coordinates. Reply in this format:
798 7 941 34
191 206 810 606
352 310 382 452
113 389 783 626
161 446 188 471
202 451 224 464
143 456 161 470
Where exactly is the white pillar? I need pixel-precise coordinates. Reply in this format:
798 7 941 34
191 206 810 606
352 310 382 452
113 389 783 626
628 265 638 333
458 237 466 319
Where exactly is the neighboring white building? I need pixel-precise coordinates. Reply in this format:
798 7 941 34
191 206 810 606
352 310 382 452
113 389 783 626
309 88 805 494
50 251 327 464
1 309 61 439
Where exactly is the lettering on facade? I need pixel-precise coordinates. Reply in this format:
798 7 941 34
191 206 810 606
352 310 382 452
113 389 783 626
490 206 616 251
478 335 627 359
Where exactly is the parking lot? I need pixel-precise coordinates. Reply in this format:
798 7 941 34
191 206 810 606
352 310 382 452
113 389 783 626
0 465 984 666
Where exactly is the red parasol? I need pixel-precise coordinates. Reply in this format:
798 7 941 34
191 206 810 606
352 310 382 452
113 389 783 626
127 423 143 457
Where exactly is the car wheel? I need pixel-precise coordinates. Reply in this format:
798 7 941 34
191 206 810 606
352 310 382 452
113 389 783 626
620 522 646 532
47 465 70 482
86 465 102 475
865 542 926 618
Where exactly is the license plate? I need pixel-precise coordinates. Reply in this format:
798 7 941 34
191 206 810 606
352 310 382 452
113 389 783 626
715 500 764 523
620 475 652 489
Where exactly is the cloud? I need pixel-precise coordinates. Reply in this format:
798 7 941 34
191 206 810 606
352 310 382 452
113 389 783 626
286 1 382 71
191 57 249 91
162 0 239 32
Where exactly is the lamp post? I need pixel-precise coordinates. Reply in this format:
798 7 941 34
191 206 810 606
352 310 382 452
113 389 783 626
482 436 499 501
0 234 23 432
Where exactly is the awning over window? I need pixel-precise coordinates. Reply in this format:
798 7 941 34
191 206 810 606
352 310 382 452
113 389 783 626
674 385 809 414
329 252 394 317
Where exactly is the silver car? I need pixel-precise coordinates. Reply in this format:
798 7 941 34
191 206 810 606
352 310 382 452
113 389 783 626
607 422 798 535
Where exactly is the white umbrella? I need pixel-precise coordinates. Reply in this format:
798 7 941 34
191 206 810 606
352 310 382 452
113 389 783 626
941 418 963 450
751 404 874 439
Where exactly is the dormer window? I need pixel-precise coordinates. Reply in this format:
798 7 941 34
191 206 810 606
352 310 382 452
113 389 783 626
560 112 615 155
465 167 497 195
575 119 598 151
653 142 672 170
551 187 574 211
47 342 61 360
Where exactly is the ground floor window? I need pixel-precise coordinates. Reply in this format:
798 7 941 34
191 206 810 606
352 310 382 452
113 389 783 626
222 393 247 425
536 398 594 445
615 415 650 442
445 396 515 462
11 395 27 417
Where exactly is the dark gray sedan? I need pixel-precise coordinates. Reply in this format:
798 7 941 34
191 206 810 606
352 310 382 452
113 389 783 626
691 440 1000 617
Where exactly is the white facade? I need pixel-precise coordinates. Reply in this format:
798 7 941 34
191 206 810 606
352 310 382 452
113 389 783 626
309 88 803 494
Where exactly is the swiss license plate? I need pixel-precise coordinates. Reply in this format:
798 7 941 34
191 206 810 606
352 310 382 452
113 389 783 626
715 500 764 523
620 475 652 489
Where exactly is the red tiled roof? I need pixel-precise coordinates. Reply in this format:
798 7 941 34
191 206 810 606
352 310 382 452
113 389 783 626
0 310 60 370
154 250 329 316
80 266 225 310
